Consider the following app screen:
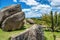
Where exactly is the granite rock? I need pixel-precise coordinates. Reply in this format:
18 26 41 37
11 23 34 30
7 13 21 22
26 19 35 24
1 4 22 21
0 4 25 31
1 12 25 31
10 24 44 40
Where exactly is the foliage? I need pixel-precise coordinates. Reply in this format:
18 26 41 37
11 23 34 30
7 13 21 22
31 11 60 31
0 24 31 40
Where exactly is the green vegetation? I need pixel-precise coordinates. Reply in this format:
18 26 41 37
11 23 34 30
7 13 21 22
0 24 31 40
0 11 60 40
44 31 60 40
0 28 60 40
32 11 60 31
31 11 60 40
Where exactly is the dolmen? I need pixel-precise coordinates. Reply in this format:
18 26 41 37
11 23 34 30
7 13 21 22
0 4 25 31
10 24 44 40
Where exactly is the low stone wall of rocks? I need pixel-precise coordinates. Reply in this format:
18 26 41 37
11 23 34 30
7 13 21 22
10 24 44 40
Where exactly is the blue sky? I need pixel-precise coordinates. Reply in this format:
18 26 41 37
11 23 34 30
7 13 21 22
0 0 60 18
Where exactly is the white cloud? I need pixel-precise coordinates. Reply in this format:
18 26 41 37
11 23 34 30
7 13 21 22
51 0 60 6
31 4 51 10
19 0 51 18
19 0 39 5
25 11 41 18
50 0 60 12
22 9 31 11
31 4 51 13
13 0 17 2
22 4 51 18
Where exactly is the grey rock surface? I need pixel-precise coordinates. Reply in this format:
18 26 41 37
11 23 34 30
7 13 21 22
0 11 4 23
1 12 25 31
0 4 25 31
26 19 35 24
10 24 44 40
1 4 22 21
0 11 4 22
0 11 4 28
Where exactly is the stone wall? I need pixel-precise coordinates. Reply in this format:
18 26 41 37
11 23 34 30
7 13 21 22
0 4 25 31
10 24 44 40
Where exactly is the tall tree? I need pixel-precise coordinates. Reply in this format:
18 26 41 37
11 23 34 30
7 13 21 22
50 11 56 40
50 11 54 32
55 12 58 27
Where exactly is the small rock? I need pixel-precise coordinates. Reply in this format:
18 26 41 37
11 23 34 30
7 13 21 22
26 19 35 24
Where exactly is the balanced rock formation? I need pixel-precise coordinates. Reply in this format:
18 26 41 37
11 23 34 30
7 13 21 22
0 4 25 31
10 24 44 40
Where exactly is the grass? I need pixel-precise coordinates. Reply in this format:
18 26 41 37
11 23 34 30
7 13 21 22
0 23 60 40
0 24 31 40
31 18 60 40
44 31 60 40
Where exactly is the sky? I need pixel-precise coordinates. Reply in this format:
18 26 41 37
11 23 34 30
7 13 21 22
0 0 60 18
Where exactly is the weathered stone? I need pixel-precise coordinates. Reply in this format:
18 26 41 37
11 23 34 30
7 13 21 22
0 11 4 28
1 4 22 21
10 24 44 40
0 4 25 31
0 11 4 22
26 19 35 24
1 12 25 31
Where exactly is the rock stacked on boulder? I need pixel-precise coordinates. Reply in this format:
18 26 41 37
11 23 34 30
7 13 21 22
10 24 44 40
0 4 25 31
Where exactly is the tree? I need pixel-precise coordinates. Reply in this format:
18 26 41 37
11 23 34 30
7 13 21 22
50 11 56 40
50 11 54 32
55 12 58 27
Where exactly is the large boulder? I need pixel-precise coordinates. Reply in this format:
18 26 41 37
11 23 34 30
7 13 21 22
0 4 25 31
1 4 22 21
0 11 4 28
10 24 44 40
1 12 25 31
0 11 4 22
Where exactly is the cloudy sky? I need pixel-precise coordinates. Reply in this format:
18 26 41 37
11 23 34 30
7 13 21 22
0 0 60 18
